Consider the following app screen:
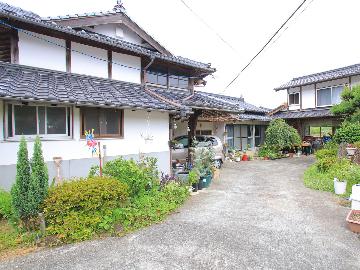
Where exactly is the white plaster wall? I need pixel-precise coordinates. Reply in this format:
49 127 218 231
317 78 348 89
92 24 145 47
351 75 360 87
302 84 316 109
18 32 66 71
112 52 141 83
71 42 108 78
0 109 169 167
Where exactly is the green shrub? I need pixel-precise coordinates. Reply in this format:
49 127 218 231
43 176 128 243
315 148 337 160
265 119 301 150
315 157 337 173
333 121 360 144
11 137 34 224
114 183 189 231
30 136 49 209
304 164 334 193
0 190 13 220
100 157 159 198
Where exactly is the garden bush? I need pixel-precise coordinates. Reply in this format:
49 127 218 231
333 121 360 144
90 157 159 198
0 190 13 220
265 119 301 150
43 176 129 243
113 183 189 231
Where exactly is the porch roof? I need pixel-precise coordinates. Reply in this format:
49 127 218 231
199 110 271 122
0 62 178 112
272 108 334 119
150 87 268 114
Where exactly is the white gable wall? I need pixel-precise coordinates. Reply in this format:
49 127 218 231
302 84 315 109
18 32 66 71
71 42 108 78
112 52 141 83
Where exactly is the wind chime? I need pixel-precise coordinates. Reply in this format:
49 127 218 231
141 111 154 144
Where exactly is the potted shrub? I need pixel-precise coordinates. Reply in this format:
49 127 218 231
234 151 242 162
188 169 199 192
346 210 360 233
333 165 349 195
333 177 347 195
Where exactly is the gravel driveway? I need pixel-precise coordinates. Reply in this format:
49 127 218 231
2 157 360 270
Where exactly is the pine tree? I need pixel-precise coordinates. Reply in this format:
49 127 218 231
30 136 49 210
11 136 32 222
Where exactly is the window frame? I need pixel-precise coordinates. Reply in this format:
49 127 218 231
145 70 189 90
316 84 344 107
288 92 300 106
80 107 124 139
5 102 72 140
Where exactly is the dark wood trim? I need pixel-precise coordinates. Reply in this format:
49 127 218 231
71 106 74 139
314 83 317 107
107 50 112 79
10 29 19 64
2 101 6 139
66 40 71 72
300 86 303 110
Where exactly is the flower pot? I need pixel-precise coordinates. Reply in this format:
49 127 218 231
192 182 198 192
334 178 347 195
242 155 248 161
346 209 360 233
346 147 357 156
264 156 269 160
235 157 241 162
289 153 294 158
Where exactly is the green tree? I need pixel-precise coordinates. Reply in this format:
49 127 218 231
265 119 301 150
333 121 360 144
331 85 360 122
30 136 49 211
11 136 32 223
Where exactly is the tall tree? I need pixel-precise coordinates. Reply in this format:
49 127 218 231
30 136 49 211
11 136 32 222
331 85 360 122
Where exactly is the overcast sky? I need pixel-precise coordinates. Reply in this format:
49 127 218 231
5 0 360 108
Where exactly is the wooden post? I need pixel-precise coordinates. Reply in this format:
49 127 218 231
188 109 202 166
98 142 102 177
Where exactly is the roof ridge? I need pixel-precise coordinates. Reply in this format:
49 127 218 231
292 63 360 80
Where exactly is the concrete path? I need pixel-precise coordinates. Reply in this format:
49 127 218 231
2 157 360 270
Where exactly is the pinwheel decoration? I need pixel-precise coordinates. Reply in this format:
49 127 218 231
85 129 98 155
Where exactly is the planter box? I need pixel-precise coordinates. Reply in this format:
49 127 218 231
346 209 360 233
346 147 357 156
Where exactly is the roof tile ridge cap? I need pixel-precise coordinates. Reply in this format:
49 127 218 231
292 63 360 80
268 103 288 116
143 86 182 108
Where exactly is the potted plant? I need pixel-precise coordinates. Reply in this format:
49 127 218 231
346 210 360 233
333 165 348 195
188 169 199 192
234 151 242 162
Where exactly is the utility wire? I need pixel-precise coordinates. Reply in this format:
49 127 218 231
179 0 238 53
222 0 308 92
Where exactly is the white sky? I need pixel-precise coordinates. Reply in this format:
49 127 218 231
5 0 360 108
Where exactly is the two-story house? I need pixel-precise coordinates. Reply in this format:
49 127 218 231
0 1 270 190
271 63 360 139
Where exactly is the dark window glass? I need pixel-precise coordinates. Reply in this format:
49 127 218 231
178 77 189 89
82 108 122 137
294 93 300 104
289 93 300 105
14 105 37 135
83 108 100 135
7 104 12 137
67 107 71 136
169 76 178 88
38 106 45 134
47 107 66 134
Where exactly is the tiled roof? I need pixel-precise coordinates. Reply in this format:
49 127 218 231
235 113 272 121
274 63 360 91
199 110 270 122
150 87 267 113
0 2 215 73
0 62 177 111
272 109 334 119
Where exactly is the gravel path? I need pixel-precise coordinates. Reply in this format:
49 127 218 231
2 157 360 270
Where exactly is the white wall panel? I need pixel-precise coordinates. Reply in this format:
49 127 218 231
112 52 141 83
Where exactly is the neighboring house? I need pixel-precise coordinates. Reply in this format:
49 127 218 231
272 63 360 138
0 1 216 190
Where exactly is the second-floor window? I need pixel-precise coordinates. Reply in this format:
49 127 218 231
317 85 343 107
145 68 189 89
288 92 300 105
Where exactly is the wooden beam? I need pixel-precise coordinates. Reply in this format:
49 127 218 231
108 50 112 79
66 40 71 72
10 30 18 64
188 109 202 165
300 85 303 110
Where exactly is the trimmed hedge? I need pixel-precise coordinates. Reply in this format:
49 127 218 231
43 177 128 243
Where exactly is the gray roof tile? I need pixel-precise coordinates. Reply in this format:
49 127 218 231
274 63 360 91
0 62 177 111
272 109 334 119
